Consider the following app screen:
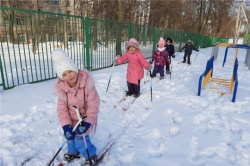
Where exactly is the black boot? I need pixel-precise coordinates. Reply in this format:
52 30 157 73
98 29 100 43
84 154 98 166
166 70 171 74
63 152 80 162
133 93 140 98
126 91 133 96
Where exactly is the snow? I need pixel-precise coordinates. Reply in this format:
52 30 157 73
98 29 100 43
1 46 250 166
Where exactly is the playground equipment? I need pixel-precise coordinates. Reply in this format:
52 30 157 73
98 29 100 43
221 43 250 67
197 56 238 102
197 43 250 102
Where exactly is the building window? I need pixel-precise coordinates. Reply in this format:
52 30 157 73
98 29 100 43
16 18 25 25
59 9 64 14
1 1 6 6
52 34 57 41
52 0 59 7
48 20 55 26
29 5 34 9
38 6 44 11
66 0 70 7
39 20 45 27
18 34 26 43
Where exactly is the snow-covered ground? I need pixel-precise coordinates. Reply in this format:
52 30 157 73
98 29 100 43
1 46 250 166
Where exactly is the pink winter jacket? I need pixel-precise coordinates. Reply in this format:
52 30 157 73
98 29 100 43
117 50 151 85
54 70 100 136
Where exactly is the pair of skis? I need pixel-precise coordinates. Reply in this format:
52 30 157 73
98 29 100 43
113 94 139 111
57 139 115 166
49 107 116 166
177 61 191 67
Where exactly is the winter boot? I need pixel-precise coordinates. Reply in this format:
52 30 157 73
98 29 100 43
160 76 164 80
165 70 171 74
133 93 140 98
63 152 81 162
126 91 133 96
84 154 98 166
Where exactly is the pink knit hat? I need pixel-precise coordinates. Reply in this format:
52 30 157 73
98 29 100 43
158 37 165 46
125 38 140 50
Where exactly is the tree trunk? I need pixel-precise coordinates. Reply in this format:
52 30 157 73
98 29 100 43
116 0 123 56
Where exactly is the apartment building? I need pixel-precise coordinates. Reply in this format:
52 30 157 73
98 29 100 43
0 0 76 43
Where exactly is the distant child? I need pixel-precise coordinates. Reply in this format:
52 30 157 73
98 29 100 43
150 37 169 79
180 40 199 65
165 37 175 74
51 49 100 165
115 38 152 98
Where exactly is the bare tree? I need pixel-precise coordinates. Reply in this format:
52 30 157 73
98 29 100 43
209 0 235 37
197 0 212 34
116 0 123 56
2 0 244 40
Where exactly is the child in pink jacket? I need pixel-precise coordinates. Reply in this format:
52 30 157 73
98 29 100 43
51 49 100 165
115 38 152 98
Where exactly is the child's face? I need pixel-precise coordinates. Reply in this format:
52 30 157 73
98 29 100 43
62 70 78 87
158 43 165 48
128 46 137 53
166 41 171 45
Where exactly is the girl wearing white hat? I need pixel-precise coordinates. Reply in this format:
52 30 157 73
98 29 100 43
51 49 100 164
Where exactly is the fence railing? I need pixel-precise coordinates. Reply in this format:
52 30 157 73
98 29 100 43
0 6 228 90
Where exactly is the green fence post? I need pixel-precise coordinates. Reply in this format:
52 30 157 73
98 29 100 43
128 23 135 39
152 26 158 54
0 36 5 90
85 17 91 71
179 31 184 51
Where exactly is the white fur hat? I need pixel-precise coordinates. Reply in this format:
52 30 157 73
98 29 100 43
51 49 78 79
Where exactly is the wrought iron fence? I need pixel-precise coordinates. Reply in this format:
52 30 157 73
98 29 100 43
0 6 228 90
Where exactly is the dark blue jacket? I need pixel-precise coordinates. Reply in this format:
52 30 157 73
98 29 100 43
181 43 199 55
165 44 175 57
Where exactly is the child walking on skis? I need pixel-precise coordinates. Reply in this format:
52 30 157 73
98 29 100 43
165 37 175 74
150 37 169 79
51 49 100 165
115 38 152 98
180 40 199 65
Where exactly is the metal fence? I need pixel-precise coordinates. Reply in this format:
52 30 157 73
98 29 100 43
0 6 228 90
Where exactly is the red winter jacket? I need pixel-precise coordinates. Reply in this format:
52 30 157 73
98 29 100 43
151 48 169 66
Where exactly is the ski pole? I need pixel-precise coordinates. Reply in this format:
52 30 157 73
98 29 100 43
195 46 200 61
144 70 149 84
150 70 152 102
174 52 181 57
170 64 172 80
106 62 115 92
48 105 84 166
73 106 93 166
82 134 92 166
195 53 198 60
48 142 66 166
